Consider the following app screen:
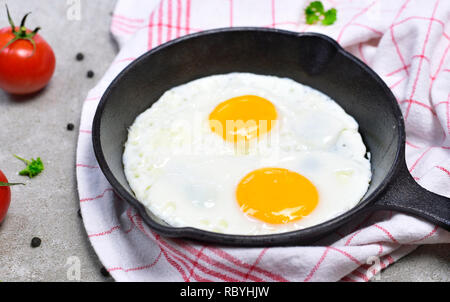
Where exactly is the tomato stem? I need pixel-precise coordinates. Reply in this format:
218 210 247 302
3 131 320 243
0 181 25 186
6 4 15 33
1 5 40 55
19 12 31 28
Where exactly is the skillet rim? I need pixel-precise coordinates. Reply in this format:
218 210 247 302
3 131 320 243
92 27 405 246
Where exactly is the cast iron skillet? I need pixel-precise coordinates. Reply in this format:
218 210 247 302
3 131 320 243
92 28 450 246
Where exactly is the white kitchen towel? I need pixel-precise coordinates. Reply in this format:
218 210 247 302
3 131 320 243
77 0 450 282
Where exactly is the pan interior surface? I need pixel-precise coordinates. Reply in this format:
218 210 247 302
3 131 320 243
95 29 402 243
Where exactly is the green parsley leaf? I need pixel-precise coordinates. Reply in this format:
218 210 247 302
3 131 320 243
305 1 324 24
307 1 324 14
305 11 320 25
322 8 337 25
305 1 337 26
14 155 44 178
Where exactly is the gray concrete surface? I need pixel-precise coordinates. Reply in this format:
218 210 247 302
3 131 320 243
0 0 117 282
0 0 448 282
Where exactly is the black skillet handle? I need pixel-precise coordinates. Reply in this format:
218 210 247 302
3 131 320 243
370 160 450 230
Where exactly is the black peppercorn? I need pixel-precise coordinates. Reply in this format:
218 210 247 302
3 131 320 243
100 266 110 277
87 70 94 78
67 123 75 131
76 53 84 61
31 237 41 248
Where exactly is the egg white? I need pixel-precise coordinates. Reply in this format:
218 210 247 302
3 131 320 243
123 73 371 235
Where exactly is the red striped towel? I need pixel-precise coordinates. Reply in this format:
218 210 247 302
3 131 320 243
77 0 450 281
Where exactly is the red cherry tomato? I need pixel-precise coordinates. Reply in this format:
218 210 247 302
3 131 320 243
0 170 11 224
0 8 55 95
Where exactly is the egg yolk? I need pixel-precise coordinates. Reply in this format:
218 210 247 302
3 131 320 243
236 168 319 224
209 95 277 144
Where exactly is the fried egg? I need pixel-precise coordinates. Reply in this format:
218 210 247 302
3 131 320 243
123 73 371 235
